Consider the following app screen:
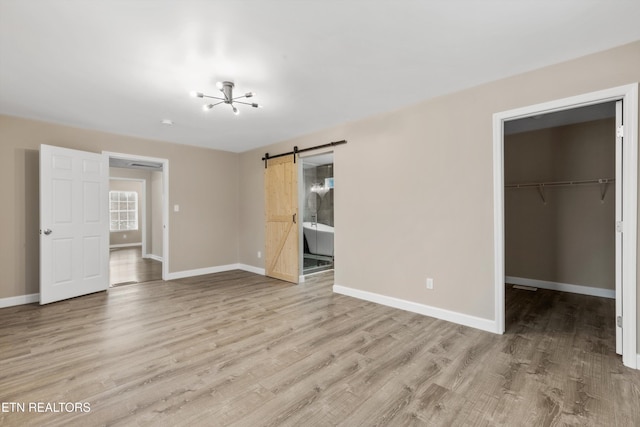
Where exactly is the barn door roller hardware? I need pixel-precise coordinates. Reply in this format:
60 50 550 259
262 140 347 168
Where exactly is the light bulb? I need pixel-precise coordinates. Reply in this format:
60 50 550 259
232 106 239 115
245 92 255 98
252 103 259 108
216 81 223 90
190 91 203 98
202 104 212 111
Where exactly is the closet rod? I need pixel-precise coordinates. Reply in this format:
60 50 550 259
506 178 614 204
505 178 614 189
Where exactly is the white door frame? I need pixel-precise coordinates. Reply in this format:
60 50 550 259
104 152 169 281
297 157 305 283
493 83 638 369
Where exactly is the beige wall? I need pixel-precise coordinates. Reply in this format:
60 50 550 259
238 41 640 331
505 119 615 289
0 116 239 298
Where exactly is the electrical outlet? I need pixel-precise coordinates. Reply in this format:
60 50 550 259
257 251 262 259
426 278 434 290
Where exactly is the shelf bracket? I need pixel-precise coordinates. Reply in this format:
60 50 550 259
537 184 547 204
599 178 610 203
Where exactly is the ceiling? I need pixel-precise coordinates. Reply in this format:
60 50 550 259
1 1 639 153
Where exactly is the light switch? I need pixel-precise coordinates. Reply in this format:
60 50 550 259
174 204 180 212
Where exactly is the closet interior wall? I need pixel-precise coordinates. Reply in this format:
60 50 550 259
505 118 615 291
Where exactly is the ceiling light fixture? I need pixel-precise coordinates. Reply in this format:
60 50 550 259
190 81 261 115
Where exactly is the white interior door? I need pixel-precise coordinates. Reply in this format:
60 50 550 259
615 100 623 355
40 144 109 304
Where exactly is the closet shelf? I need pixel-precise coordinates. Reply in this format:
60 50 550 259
505 178 614 204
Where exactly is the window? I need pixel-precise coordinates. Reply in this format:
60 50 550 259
109 191 138 231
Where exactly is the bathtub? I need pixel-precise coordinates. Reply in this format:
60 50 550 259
303 222 334 257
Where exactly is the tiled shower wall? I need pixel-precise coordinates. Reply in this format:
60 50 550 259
303 164 334 226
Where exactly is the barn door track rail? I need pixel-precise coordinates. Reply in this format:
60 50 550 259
262 140 347 168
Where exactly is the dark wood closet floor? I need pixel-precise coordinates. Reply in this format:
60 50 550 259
1 271 639 426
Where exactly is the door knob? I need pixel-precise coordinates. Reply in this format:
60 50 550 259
43 229 52 235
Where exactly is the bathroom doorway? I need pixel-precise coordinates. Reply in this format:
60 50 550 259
300 152 335 276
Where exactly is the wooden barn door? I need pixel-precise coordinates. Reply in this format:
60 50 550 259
265 155 299 283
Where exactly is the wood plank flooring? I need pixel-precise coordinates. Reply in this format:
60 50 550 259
109 247 162 286
1 271 639 426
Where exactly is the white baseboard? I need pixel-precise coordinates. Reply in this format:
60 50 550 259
144 254 163 262
166 263 266 280
333 284 497 333
238 264 266 276
1 265 264 308
506 276 615 299
166 263 242 280
109 243 142 249
0 293 39 308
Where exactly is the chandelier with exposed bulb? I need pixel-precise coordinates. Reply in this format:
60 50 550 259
190 81 261 115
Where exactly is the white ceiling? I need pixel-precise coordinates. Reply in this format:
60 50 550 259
1 1 639 153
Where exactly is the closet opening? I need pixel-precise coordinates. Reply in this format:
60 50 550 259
504 102 617 348
504 102 616 298
493 84 638 369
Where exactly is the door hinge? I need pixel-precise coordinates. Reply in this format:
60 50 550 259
616 221 623 233
617 316 623 328
617 125 624 138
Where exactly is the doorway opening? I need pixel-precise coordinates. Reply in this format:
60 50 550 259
300 152 334 277
493 84 638 369
504 102 617 297
107 152 169 284
108 176 162 286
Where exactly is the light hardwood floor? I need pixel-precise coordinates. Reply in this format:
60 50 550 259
109 247 162 286
1 271 639 426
